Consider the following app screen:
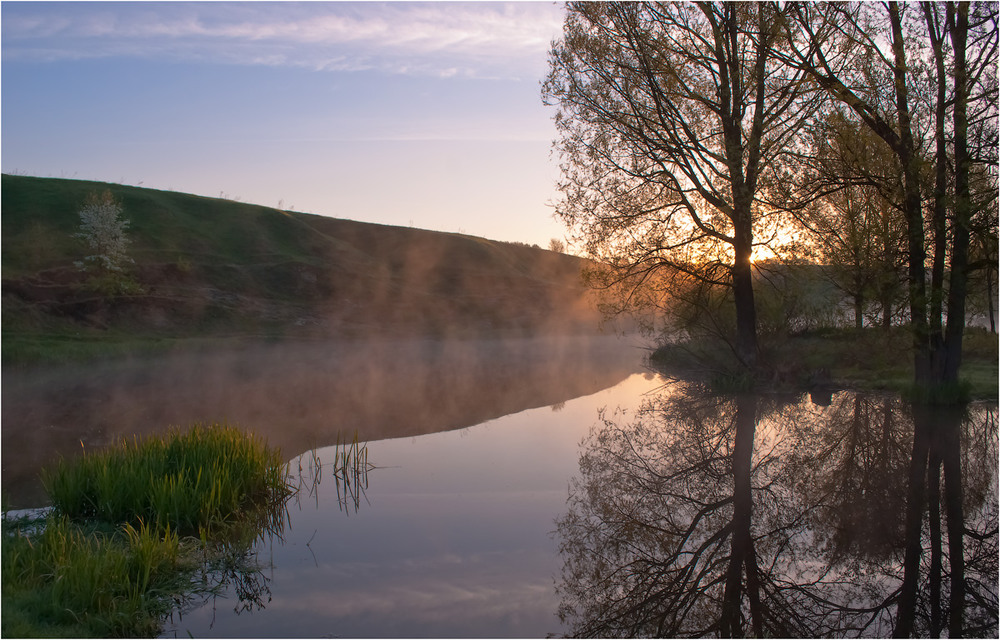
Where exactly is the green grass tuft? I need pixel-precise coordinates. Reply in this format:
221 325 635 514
4 424 293 637
43 423 291 537
2 515 187 637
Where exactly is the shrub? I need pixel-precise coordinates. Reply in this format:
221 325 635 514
74 190 133 275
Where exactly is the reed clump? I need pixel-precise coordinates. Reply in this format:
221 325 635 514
2 515 185 637
43 423 291 536
3 423 292 637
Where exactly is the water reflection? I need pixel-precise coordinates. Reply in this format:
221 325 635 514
162 373 667 638
290 435 374 516
3 335 640 507
168 438 374 635
556 386 998 637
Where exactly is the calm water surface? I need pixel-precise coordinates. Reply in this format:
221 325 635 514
163 372 665 638
3 337 996 637
162 378 997 638
2 336 643 506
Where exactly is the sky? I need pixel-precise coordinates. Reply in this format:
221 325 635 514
2 1 570 247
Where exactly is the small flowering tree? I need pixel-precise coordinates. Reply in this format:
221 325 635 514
75 190 132 273
74 190 141 294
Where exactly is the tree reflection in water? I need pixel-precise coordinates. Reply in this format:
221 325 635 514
555 383 998 637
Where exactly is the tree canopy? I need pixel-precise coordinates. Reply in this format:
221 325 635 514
544 1 822 369
545 0 998 390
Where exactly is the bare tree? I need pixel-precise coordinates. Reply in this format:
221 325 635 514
543 2 820 371
801 112 908 329
782 1 999 390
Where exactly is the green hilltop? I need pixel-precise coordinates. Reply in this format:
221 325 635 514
2 174 601 364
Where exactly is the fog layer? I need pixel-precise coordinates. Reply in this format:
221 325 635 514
2 335 644 507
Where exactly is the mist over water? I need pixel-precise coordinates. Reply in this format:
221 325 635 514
2 335 645 507
4 331 996 637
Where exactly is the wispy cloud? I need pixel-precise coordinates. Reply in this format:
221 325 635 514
2 2 565 79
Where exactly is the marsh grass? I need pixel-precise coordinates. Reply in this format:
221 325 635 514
332 431 373 514
293 432 374 515
43 423 291 537
2 514 189 637
4 423 292 637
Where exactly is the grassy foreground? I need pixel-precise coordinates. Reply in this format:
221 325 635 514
2 424 292 638
651 326 998 401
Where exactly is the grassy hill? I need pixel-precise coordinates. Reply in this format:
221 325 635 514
2 174 602 364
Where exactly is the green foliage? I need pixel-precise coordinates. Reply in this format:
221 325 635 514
2 515 186 637
2 174 343 274
753 263 844 337
4 424 293 637
3 174 600 365
659 264 845 369
83 272 145 297
706 371 757 393
651 326 997 400
74 190 134 275
43 423 291 536
0 331 176 368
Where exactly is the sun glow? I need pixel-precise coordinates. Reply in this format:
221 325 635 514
751 221 816 264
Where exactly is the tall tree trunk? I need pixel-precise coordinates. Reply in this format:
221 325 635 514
988 267 997 334
733 224 759 370
882 287 894 331
944 3 972 384
924 4 950 345
718 2 764 374
888 2 932 387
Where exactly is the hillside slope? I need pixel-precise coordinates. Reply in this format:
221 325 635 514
2 175 601 362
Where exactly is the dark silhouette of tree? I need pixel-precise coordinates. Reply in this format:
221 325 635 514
781 2 999 389
894 402 999 638
555 383 998 637
787 394 912 562
543 2 821 371
795 112 908 330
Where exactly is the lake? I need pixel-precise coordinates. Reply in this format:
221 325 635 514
3 336 997 637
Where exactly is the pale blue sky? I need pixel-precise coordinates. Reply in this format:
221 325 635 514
2 1 569 246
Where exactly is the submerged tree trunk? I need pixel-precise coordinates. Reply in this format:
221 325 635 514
928 448 943 637
940 409 966 636
894 406 930 638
